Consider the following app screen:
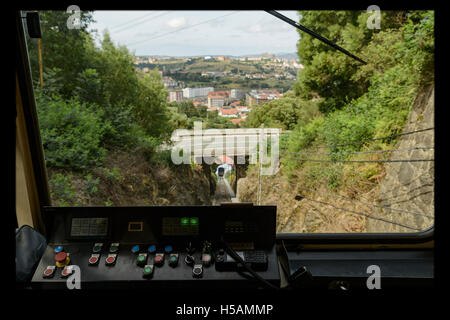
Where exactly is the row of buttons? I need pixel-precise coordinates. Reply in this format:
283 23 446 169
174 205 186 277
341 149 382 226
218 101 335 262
43 265 75 278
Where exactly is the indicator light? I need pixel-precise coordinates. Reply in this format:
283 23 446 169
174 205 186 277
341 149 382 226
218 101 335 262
190 217 199 226
181 217 189 226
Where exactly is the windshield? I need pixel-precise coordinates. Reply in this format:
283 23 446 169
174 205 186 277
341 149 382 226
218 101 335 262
24 9 435 234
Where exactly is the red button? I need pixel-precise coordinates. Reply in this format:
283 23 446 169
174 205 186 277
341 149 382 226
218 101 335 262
155 255 163 262
106 256 115 264
89 256 98 264
62 268 71 276
44 268 53 276
55 252 67 262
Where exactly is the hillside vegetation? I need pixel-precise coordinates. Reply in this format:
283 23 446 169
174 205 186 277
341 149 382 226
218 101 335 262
27 11 213 206
241 10 434 232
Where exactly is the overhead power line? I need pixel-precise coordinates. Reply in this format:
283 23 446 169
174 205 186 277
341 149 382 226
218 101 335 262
294 127 435 150
282 146 434 157
110 11 161 30
295 194 421 231
113 11 171 34
283 157 434 163
127 11 239 47
288 182 434 219
265 10 367 65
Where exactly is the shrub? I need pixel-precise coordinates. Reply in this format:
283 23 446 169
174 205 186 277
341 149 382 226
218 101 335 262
84 173 99 195
48 173 75 205
37 94 110 170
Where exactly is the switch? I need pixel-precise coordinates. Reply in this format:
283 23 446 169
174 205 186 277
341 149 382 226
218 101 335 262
89 254 100 266
92 243 103 253
131 245 140 254
154 253 164 267
137 253 147 267
105 254 117 266
143 264 154 278
109 243 120 253
43 266 56 278
186 242 195 254
168 253 179 267
54 251 70 268
192 264 203 278
202 253 212 267
61 265 74 278
184 254 195 266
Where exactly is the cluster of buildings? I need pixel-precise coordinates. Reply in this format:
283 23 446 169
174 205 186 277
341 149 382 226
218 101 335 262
171 87 282 126
245 89 283 107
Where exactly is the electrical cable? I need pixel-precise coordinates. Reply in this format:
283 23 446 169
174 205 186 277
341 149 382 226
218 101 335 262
288 182 434 218
294 194 422 231
282 146 434 157
127 11 239 47
265 10 367 65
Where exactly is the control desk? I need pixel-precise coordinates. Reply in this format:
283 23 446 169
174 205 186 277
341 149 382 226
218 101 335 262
31 205 280 289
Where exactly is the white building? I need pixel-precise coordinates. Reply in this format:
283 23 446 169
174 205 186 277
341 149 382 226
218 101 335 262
182 87 214 99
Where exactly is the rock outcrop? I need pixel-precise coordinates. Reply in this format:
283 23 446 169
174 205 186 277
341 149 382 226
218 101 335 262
366 86 435 232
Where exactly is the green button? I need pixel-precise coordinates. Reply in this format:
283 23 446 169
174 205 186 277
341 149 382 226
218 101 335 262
181 217 189 226
93 246 101 252
144 267 152 273
138 255 145 261
190 217 199 226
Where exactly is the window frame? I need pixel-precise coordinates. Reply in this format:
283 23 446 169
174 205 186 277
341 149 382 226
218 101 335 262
16 10 435 248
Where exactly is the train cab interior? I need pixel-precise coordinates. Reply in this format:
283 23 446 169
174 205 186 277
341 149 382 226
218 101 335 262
14 8 436 304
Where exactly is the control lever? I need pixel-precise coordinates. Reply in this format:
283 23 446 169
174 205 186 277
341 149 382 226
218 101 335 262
184 254 195 266
287 266 313 288
186 242 195 255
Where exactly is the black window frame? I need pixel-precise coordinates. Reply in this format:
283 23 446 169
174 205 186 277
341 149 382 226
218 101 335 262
16 10 435 248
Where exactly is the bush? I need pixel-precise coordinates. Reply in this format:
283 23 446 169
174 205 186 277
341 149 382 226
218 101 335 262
37 94 111 170
48 173 75 205
103 167 122 183
84 173 100 195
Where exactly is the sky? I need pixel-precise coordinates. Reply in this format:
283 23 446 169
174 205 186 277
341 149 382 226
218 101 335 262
89 10 302 57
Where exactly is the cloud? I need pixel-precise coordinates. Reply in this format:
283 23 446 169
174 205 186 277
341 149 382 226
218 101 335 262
166 17 187 28
249 24 262 33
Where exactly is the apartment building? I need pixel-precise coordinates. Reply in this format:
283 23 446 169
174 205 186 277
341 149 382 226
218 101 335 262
182 87 214 99
168 90 183 103
207 91 230 108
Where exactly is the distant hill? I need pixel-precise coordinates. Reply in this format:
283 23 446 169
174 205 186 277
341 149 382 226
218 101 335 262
274 53 298 59
136 53 298 60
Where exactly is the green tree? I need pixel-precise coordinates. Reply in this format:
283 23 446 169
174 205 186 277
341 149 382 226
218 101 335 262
27 10 95 98
294 10 408 113
134 70 171 138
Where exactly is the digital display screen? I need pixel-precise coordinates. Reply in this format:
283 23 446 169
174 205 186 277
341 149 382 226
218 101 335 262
128 221 143 231
162 217 199 236
71 217 108 237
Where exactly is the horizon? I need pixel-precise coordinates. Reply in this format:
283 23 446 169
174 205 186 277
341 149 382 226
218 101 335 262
133 52 298 58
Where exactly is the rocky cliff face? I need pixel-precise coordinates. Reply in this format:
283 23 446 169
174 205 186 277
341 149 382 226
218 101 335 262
366 86 435 233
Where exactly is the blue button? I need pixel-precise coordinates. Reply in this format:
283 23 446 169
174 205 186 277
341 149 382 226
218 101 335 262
54 246 63 253
148 245 156 253
131 245 140 253
164 245 173 253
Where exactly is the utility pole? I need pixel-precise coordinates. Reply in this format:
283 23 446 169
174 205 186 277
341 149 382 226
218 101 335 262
257 123 264 205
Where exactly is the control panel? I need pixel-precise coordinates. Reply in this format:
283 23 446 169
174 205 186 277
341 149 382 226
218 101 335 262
31 205 279 289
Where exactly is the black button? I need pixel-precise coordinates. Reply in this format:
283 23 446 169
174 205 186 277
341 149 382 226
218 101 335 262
192 264 203 278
